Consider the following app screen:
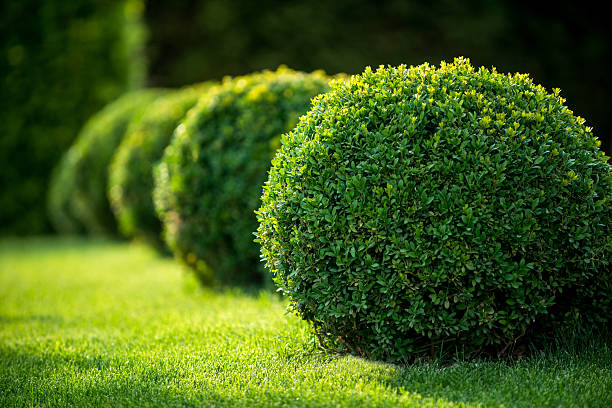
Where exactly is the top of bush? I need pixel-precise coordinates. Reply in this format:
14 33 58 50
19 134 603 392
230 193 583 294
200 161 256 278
256 58 612 361
108 82 213 246
65 89 165 234
154 66 333 285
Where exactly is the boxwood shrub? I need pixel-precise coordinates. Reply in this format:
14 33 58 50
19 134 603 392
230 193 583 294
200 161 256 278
51 89 164 235
256 58 612 361
154 67 332 285
108 83 213 246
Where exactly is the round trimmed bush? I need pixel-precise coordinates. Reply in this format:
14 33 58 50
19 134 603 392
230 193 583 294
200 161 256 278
154 67 333 285
60 89 165 234
256 58 612 361
108 83 213 247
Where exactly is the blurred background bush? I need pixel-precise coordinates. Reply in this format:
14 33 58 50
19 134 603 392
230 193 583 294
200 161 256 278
108 82 213 247
48 89 164 235
1 0 610 235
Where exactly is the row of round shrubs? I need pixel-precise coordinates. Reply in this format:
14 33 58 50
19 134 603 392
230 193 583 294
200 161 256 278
48 66 332 285
49 59 611 361
154 67 332 285
108 82 214 248
49 89 164 235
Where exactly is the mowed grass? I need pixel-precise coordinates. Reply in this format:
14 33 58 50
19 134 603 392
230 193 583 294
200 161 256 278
0 238 611 407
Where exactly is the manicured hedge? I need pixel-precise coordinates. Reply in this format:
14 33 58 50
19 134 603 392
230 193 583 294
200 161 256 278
108 83 213 246
257 58 612 361
49 90 164 235
154 67 332 285
1 0 146 234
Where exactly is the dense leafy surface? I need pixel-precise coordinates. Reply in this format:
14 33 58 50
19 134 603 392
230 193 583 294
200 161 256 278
1 238 611 407
48 90 164 235
257 58 612 361
109 83 213 246
0 0 146 234
155 67 331 285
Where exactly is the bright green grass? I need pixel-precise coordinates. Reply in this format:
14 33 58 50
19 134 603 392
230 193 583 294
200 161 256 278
1 238 610 407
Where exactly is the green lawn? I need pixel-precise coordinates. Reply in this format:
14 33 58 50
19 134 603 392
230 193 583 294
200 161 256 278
1 238 610 407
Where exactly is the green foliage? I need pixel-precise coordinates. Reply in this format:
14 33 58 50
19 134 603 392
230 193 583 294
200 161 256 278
108 83 214 247
49 90 164 235
257 58 612 361
154 67 332 285
0 0 146 234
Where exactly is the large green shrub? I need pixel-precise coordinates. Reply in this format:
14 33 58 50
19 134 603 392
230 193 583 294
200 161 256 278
256 58 612 361
49 90 164 235
108 83 213 246
154 67 332 285
0 0 146 234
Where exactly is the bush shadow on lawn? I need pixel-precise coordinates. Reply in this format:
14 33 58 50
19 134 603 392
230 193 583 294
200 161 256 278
1 332 611 408
0 347 460 407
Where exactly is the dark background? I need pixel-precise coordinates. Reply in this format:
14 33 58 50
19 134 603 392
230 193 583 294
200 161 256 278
146 0 612 155
0 0 145 234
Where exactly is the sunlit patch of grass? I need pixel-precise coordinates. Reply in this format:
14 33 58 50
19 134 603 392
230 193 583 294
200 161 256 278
1 237 610 407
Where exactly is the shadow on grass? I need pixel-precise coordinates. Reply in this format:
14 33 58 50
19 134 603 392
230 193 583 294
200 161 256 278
1 334 611 408
0 348 461 408
383 329 612 408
